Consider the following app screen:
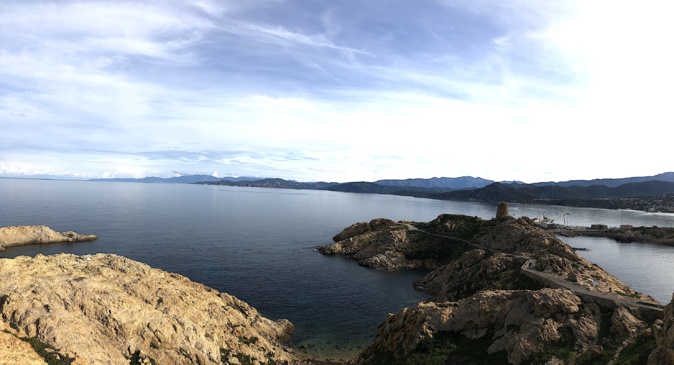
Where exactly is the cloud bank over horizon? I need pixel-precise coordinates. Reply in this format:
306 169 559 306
2 0 673 183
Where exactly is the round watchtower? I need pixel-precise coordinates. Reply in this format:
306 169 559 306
496 202 510 219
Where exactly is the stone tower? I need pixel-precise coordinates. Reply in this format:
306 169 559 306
496 202 510 219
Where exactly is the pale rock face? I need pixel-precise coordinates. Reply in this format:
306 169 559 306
0 322 47 365
358 288 646 365
0 254 297 365
414 250 524 301
0 226 97 250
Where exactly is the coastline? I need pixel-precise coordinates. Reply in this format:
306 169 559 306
2 212 674 364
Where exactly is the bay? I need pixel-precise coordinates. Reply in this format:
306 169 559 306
1 178 674 358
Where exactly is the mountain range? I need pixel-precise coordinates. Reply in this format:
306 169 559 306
90 175 261 184
90 172 674 212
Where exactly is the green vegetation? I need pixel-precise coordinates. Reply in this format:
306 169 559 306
127 350 156 365
634 226 674 239
576 308 627 365
524 326 576 364
392 331 509 365
614 331 656 365
220 348 275 365
403 231 468 263
238 335 259 345
615 291 641 299
496 267 545 291
18 336 75 365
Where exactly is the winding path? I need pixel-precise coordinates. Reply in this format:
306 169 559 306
401 223 664 316
521 259 664 316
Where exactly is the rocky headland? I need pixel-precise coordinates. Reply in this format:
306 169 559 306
0 226 97 251
319 213 672 364
0 253 299 365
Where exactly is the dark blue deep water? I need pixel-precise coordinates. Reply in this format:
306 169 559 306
2 179 674 358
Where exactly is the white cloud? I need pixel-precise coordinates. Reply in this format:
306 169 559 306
1 0 672 183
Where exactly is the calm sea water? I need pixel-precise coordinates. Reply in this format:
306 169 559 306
1 179 674 358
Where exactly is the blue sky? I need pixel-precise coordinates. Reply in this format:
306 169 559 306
1 0 673 183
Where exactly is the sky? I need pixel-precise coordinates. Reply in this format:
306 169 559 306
1 0 673 183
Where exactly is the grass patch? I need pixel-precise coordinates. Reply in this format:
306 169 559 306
614 331 656 365
403 232 469 264
238 336 258 345
127 350 156 365
220 348 275 365
497 267 545 291
524 326 576 364
393 331 509 365
18 336 75 365
615 291 641 299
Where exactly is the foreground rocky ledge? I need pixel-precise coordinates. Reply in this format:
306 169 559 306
0 253 298 365
0 226 97 251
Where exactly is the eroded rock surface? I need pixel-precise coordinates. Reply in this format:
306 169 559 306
0 254 298 365
359 288 650 365
0 322 46 365
0 226 97 251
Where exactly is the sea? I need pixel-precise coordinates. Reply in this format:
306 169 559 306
1 178 673 359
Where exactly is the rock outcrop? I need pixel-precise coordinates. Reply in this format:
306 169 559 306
0 253 298 365
359 288 650 365
0 226 97 251
318 219 442 271
650 294 674 364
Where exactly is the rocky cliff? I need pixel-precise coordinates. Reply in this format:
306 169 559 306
0 226 97 251
0 253 298 365
650 293 674 364
320 214 663 364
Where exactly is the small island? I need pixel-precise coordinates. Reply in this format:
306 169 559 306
0 225 97 251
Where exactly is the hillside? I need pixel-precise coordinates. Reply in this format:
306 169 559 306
375 176 494 190
435 181 674 212
533 172 674 188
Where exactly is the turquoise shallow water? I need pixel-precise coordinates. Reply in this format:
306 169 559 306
1 178 674 359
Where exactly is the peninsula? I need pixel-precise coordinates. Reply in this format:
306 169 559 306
318 207 673 364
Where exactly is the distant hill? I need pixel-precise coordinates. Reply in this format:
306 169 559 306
532 172 674 188
203 179 439 195
437 180 674 202
323 182 413 194
91 175 260 184
376 176 494 190
203 178 335 190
